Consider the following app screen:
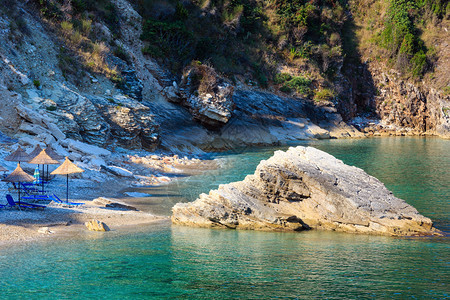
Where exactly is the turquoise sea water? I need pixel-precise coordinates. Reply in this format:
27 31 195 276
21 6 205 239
0 137 449 299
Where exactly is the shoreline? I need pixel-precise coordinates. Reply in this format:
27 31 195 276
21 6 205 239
0 135 448 249
0 145 217 248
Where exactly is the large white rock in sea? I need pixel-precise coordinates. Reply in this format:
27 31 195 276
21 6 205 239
172 146 440 236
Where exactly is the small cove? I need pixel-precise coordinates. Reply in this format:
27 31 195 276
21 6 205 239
0 137 448 298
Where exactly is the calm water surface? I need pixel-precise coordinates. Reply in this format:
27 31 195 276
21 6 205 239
0 137 449 299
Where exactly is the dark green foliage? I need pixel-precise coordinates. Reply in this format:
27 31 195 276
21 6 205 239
33 80 40 88
281 76 312 96
69 0 120 36
378 0 447 78
113 46 130 62
175 1 188 20
46 105 57 111
111 74 126 90
33 0 63 21
274 73 292 84
141 18 194 69
417 0 448 18
138 0 270 75
411 50 427 77
254 68 268 88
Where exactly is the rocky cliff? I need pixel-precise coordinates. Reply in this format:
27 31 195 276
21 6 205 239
0 0 364 155
0 0 447 157
172 146 439 236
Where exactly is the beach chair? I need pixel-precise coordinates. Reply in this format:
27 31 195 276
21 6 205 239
21 194 52 203
51 194 84 207
5 194 46 210
21 182 44 195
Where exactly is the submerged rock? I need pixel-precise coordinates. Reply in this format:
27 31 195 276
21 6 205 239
172 146 439 236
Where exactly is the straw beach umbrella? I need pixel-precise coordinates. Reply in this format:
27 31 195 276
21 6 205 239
46 147 64 161
28 145 43 183
28 149 60 192
51 157 84 203
28 145 43 159
0 165 8 179
2 163 35 204
4 146 31 164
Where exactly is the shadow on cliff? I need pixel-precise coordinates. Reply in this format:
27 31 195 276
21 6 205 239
339 12 377 121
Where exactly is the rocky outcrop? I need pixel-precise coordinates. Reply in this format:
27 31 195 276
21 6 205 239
93 95 159 150
173 64 235 129
147 88 363 153
371 69 450 138
172 146 439 236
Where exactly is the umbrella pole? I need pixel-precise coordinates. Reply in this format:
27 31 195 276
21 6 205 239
42 165 45 193
18 181 21 205
66 174 69 203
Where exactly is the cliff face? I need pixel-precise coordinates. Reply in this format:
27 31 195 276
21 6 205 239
0 0 448 155
0 0 364 154
172 146 440 236
371 68 450 138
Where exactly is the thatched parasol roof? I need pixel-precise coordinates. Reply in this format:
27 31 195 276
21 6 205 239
51 157 84 175
28 145 43 160
28 149 60 165
2 163 35 183
45 147 64 161
4 146 31 162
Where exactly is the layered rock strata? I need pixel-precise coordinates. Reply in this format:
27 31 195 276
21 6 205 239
172 146 439 236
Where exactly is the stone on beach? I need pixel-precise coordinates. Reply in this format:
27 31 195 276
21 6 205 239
101 165 134 177
64 139 111 157
172 146 440 236
38 227 52 234
93 197 138 211
85 220 110 231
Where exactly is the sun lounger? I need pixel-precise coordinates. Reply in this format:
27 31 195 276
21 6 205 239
21 182 45 195
21 194 53 203
5 194 46 210
51 194 84 207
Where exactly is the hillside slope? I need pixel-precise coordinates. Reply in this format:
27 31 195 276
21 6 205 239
0 0 448 153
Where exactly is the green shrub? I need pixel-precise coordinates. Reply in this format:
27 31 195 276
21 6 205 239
443 86 450 96
34 0 62 20
274 73 292 84
33 80 40 88
280 76 312 96
314 88 336 102
81 19 92 35
223 4 244 23
140 18 193 70
175 1 188 20
113 46 130 62
379 0 430 78
411 50 427 77
280 85 292 93
61 21 73 34
46 105 57 111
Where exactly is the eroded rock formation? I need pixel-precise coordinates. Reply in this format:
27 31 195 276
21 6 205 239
172 146 439 236
172 64 235 129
